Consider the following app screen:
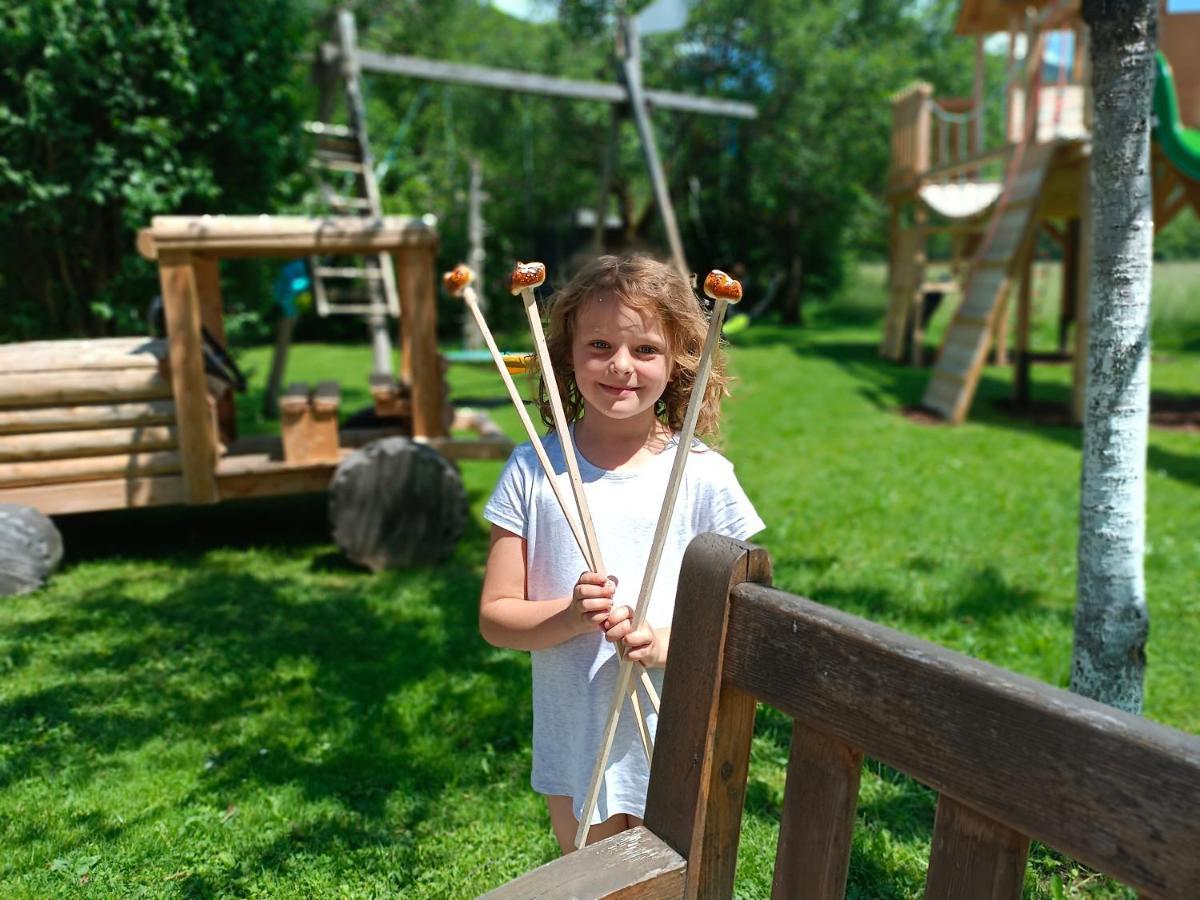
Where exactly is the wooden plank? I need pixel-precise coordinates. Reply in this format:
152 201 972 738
0 369 172 409
138 215 437 259
620 34 688 281
0 338 166 373
0 474 187 516
0 451 181 488
0 426 177 462
925 794 1029 900
157 249 219 504
0 400 176 435
479 826 686 899
413 436 513 461
643 535 772 898
723 581 1200 900
216 453 342 500
395 247 446 439
344 46 758 120
770 723 862 900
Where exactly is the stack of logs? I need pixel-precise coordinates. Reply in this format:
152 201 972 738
0 338 184 490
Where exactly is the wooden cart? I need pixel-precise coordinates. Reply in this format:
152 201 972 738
0 216 511 585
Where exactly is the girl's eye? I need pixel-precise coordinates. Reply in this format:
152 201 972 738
637 345 661 355
589 340 610 350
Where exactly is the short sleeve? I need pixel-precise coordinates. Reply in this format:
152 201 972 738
703 455 765 541
483 446 531 537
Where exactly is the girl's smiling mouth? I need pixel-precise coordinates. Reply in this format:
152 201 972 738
599 383 638 396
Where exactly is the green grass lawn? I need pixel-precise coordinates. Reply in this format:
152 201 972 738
0 264 1196 897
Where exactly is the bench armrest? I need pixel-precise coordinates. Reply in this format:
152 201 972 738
480 826 685 899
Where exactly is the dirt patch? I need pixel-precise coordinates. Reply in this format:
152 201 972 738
900 405 947 425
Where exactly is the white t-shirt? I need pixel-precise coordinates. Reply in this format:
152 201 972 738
483 430 764 824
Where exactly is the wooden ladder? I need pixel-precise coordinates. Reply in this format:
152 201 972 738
306 11 400 380
921 143 1056 423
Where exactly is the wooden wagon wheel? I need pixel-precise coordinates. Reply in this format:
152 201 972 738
0 504 64 596
329 437 466 571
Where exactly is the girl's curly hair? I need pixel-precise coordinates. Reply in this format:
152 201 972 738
531 255 730 439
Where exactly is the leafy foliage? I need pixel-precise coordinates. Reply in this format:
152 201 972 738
0 0 306 339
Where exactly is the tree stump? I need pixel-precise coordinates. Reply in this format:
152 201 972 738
329 437 467 571
0 504 63 596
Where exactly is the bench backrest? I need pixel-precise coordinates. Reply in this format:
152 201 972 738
643 534 1200 899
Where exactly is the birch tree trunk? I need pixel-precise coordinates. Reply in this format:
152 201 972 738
1070 0 1156 713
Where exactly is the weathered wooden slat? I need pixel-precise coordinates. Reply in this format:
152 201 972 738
771 722 863 900
925 794 1029 900
723 583 1200 900
0 451 181 488
0 426 177 461
0 369 172 409
0 338 166 373
0 474 187 515
644 535 772 898
0 400 176 435
479 826 686 899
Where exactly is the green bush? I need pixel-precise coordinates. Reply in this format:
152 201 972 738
0 0 306 341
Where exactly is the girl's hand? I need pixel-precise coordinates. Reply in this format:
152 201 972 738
602 606 665 667
571 571 615 634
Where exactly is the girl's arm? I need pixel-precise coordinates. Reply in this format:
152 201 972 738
479 525 612 651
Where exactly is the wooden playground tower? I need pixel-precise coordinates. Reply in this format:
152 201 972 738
884 0 1200 424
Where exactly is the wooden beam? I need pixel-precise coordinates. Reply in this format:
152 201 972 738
0 475 187 516
138 215 437 259
395 247 446 439
0 369 171 409
334 46 758 120
621 17 689 281
0 450 181 489
0 400 176 436
158 249 219 504
0 426 177 462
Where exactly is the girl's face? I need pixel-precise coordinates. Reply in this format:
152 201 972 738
570 295 671 426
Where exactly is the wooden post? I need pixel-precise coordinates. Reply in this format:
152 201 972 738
618 14 689 282
973 36 986 157
192 256 225 344
925 794 1030 899
593 107 622 255
1059 218 1080 353
157 250 219 503
396 247 446 439
1014 246 1034 407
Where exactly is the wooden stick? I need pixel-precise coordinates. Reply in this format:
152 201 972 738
450 270 592 566
510 262 658 765
575 270 741 848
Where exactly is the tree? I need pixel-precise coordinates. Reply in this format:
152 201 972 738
0 0 306 339
1070 0 1156 713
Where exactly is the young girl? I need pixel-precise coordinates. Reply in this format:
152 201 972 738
479 255 764 853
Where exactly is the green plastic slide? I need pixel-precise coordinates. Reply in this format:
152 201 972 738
1154 52 1200 182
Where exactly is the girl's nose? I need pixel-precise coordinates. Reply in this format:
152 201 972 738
609 349 633 375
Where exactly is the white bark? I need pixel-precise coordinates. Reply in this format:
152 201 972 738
1070 1 1156 713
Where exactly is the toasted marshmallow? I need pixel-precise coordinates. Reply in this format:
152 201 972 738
443 264 473 297
509 261 546 295
703 270 743 304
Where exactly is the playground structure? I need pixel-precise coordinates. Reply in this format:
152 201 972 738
310 7 756 284
884 0 1200 424
0 216 510 584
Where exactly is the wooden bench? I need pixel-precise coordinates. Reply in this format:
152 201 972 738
485 534 1200 899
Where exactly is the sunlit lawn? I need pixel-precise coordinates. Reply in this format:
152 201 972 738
0 263 1195 897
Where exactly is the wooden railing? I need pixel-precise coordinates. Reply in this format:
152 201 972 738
487 534 1200 898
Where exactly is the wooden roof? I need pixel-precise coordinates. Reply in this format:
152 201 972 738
954 0 1061 35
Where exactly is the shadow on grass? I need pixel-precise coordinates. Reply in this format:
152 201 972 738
0 501 529 879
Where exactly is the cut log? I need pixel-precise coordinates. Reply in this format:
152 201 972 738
0 369 172 409
329 437 466 571
0 504 63 596
0 451 182 488
0 338 166 373
0 400 177 435
0 426 177 462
